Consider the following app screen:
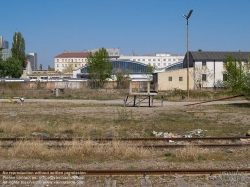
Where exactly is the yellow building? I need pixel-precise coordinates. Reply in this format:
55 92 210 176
155 68 194 91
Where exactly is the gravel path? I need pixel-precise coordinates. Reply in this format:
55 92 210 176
0 99 248 106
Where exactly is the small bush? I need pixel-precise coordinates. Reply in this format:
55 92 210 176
164 152 173 157
116 107 134 122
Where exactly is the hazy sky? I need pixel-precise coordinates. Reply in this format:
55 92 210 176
1 0 250 68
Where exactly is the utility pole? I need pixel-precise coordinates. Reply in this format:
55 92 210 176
182 10 193 98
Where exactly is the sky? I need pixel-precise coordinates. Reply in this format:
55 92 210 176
1 0 250 68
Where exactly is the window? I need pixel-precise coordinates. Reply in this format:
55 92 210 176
62 59 64 62
142 59 145 61
223 74 228 81
163 59 166 61
202 61 206 66
57 64 59 67
57 59 59 62
244 62 248 68
153 63 156 66
158 59 160 61
110 53 113 56
202 74 206 81
75 59 77 62
173 59 176 61
179 77 183 81
72 59 73 62
168 63 171 66
158 63 160 66
168 76 172 81
148 59 151 61
164 63 166 66
138 59 140 61
75 64 77 67
168 59 171 61
153 59 156 61
62 64 64 67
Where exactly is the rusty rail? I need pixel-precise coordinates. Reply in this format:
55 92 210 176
142 143 250 148
0 136 249 142
184 94 244 106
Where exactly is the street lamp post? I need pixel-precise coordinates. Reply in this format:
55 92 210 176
182 10 193 98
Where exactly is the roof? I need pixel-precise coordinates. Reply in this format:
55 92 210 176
55 52 90 58
189 51 250 61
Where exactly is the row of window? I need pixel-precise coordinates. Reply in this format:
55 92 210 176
56 59 87 63
168 75 207 82
168 76 183 81
149 63 171 67
134 58 182 62
109 53 119 56
223 61 248 68
56 63 85 68
201 61 248 68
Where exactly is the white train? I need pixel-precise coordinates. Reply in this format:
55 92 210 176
0 78 87 82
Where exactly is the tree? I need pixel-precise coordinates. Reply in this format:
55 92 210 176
11 32 26 68
190 64 213 89
144 64 155 81
64 64 73 74
0 47 3 61
0 60 7 77
2 57 23 78
39 64 43 70
223 55 250 96
114 68 130 89
86 48 113 88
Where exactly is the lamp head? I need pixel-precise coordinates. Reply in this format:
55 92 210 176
187 10 193 19
182 14 187 19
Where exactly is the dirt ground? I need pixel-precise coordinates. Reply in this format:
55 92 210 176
0 98 250 186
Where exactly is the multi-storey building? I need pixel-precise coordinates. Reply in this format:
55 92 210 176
91 48 120 58
0 36 11 61
118 52 184 69
54 51 90 72
27 53 38 70
0 36 9 49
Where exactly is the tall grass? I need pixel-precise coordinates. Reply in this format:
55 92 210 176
5 140 153 161
173 145 205 161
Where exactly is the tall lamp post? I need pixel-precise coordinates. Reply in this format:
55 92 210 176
182 10 193 98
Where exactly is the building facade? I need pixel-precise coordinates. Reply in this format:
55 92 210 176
183 51 250 89
73 59 151 80
54 51 90 72
27 53 38 70
118 52 184 69
0 36 9 49
91 48 120 58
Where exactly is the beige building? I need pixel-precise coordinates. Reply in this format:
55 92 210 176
156 68 194 91
54 52 90 72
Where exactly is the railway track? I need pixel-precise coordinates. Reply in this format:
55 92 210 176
1 143 250 148
1 137 249 149
0 136 249 142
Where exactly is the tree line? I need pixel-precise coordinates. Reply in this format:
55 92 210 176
0 32 25 78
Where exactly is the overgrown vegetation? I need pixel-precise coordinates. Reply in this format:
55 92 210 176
223 55 250 98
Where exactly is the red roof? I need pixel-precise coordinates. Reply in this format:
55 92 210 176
55 52 90 58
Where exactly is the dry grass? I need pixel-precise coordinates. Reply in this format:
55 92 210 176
3 140 154 161
173 145 206 161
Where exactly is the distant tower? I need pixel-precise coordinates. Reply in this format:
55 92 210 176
28 53 38 70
